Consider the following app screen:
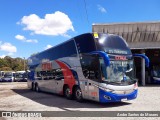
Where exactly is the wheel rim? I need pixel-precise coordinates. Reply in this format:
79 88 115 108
76 89 82 99
32 84 34 90
36 85 38 92
65 88 70 97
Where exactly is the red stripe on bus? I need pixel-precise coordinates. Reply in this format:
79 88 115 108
55 60 75 94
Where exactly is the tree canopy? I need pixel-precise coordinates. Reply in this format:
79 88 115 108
0 56 27 71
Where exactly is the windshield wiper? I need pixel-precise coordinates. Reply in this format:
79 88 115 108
107 81 122 84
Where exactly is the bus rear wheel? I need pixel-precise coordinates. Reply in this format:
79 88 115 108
35 83 40 92
74 87 83 102
64 86 72 99
31 83 35 91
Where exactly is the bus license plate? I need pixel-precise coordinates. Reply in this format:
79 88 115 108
121 98 127 101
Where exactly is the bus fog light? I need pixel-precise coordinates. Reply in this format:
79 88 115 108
104 95 111 100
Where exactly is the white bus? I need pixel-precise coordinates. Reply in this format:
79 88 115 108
1 71 15 82
14 71 27 82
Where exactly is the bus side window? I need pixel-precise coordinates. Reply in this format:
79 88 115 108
81 54 100 81
36 71 42 80
55 68 64 80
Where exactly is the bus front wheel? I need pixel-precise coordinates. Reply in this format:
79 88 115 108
74 87 83 102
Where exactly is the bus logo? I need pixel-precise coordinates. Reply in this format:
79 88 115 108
42 62 52 70
115 56 127 60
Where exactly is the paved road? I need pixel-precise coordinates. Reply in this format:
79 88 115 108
0 82 160 120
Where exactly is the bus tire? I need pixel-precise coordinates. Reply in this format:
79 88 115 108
31 82 35 91
74 87 83 102
35 83 40 92
64 86 72 99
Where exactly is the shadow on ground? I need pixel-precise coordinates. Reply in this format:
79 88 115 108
12 88 131 110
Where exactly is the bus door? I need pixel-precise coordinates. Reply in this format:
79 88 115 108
81 54 101 101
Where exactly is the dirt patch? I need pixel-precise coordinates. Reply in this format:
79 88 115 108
0 90 17 98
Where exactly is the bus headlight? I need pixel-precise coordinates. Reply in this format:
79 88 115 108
104 95 111 100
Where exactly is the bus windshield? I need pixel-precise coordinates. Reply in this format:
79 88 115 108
152 66 160 78
4 73 13 78
100 59 136 85
15 73 23 78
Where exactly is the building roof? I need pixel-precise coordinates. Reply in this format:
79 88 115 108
92 22 160 49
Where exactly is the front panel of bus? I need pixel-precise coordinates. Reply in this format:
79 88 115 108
79 33 138 102
80 54 137 102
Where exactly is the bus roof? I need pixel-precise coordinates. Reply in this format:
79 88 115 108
28 33 131 66
29 33 93 58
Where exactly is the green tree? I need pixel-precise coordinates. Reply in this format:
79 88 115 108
0 56 27 71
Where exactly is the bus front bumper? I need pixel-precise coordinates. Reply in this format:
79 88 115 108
99 89 138 103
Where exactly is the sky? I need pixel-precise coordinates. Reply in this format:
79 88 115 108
0 0 160 59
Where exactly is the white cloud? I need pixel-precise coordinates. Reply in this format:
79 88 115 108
26 39 38 43
15 34 38 43
0 41 17 53
97 5 107 13
8 52 14 56
0 52 14 58
19 11 74 36
15 35 26 41
0 55 6 58
44 45 53 50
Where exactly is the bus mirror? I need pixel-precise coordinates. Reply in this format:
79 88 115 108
133 54 150 67
90 51 110 66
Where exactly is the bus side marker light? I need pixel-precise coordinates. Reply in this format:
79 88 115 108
134 82 138 90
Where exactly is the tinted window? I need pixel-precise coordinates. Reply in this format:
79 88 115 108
36 70 55 80
80 54 100 81
29 40 77 66
55 69 64 80
96 34 131 55
75 33 96 54
36 68 64 81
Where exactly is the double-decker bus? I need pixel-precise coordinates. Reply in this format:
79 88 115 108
27 33 149 103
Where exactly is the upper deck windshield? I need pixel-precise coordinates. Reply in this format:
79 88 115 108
96 34 132 55
100 58 136 85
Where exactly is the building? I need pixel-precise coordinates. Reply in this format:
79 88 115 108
92 22 160 86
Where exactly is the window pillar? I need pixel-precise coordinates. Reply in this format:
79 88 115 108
141 50 145 86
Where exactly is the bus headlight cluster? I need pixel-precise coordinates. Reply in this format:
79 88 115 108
104 95 111 100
